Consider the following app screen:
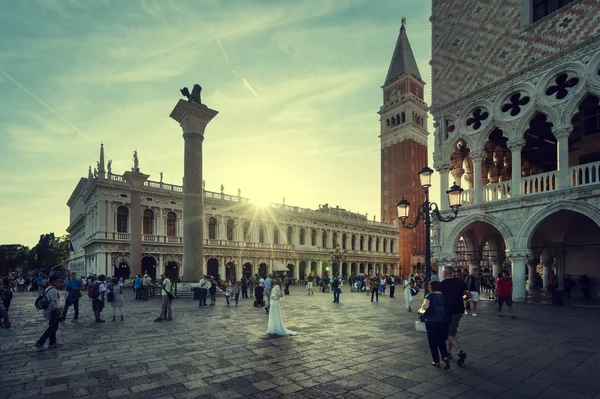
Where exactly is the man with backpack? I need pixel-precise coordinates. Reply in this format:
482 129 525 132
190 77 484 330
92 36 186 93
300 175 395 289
63 272 84 321
35 275 63 351
89 275 107 323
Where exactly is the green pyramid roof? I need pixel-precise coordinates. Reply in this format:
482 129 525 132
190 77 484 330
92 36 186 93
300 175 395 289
384 24 422 85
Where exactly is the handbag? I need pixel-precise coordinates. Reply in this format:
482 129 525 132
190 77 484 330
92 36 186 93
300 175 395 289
410 287 419 296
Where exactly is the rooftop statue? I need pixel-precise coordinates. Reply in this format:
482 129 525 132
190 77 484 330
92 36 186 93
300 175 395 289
180 84 202 104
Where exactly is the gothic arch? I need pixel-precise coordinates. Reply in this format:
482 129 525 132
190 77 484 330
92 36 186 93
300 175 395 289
443 135 476 164
516 200 600 249
442 212 514 254
474 122 514 152
562 90 600 124
514 106 559 138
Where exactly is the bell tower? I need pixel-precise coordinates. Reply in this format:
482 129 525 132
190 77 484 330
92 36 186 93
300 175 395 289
379 20 428 276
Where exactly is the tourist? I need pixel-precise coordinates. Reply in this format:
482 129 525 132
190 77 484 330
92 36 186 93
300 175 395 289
91 275 107 323
370 275 380 302
264 273 272 312
496 271 515 318
403 275 415 312
34 275 63 351
209 277 217 306
579 275 592 299
535 273 543 292
63 272 84 321
283 274 292 295
441 266 468 366
0 280 11 329
0 278 13 312
109 277 124 322
234 282 241 305
548 271 558 292
134 275 142 300
388 275 396 298
563 274 574 299
154 273 173 322
379 276 386 296
266 276 297 336
418 280 450 370
307 274 314 295
332 275 341 303
241 275 248 298
248 276 255 297
142 274 151 300
464 268 480 317
225 284 231 306
430 270 439 282
199 275 210 307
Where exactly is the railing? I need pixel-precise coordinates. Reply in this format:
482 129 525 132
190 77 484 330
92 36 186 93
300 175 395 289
109 174 123 182
461 189 474 205
483 181 511 202
114 233 130 240
142 234 159 242
523 171 557 195
570 161 600 187
166 236 182 244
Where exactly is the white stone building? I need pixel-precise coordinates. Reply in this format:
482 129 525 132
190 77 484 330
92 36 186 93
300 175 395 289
430 1 600 301
66 147 399 281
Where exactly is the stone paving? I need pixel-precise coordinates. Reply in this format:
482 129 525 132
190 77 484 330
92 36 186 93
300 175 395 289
2 286 600 399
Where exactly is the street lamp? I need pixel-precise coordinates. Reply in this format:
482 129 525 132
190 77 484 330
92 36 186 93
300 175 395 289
396 166 464 294
329 243 348 277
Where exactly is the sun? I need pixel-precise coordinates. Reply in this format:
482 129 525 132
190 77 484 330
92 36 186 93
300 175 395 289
252 195 273 209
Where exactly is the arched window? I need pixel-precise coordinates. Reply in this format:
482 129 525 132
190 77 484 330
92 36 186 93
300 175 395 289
383 238 388 253
208 217 217 240
351 234 356 250
360 236 364 251
243 221 250 241
342 233 347 250
333 232 338 247
299 228 306 245
287 226 293 244
386 119 390 129
226 219 234 241
401 112 406 123
311 229 317 246
117 206 129 233
391 117 396 127
143 209 154 235
375 237 380 252
322 231 328 248
166 212 176 236
389 238 395 253
368 237 373 252
273 227 279 245
258 224 265 243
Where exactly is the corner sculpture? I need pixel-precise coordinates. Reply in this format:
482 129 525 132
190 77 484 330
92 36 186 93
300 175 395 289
180 84 202 104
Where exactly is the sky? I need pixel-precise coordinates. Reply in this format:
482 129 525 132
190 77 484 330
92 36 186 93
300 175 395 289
0 0 436 246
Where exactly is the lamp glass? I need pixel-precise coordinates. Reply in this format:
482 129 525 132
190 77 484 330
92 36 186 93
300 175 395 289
396 197 410 219
418 166 434 188
447 182 464 208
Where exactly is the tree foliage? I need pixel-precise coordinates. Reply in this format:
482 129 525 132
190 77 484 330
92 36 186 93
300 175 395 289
0 233 70 274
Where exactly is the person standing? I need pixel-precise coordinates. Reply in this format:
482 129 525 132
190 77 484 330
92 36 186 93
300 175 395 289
199 275 209 307
332 275 341 303
241 275 248 298
134 275 142 300
441 266 468 366
266 276 297 336
142 274 151 300
496 271 516 318
35 276 63 351
563 275 574 299
580 275 592 299
264 274 273 312
307 275 314 295
234 282 241 305
0 280 11 329
283 275 291 295
418 280 450 370
370 275 380 302
404 275 415 312
430 271 439 282
154 273 173 322
464 268 480 317
110 277 124 322
388 276 396 298
63 272 84 321
209 277 217 306
91 275 107 323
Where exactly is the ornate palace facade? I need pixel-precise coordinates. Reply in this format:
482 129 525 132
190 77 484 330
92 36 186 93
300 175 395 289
430 0 600 300
66 147 399 281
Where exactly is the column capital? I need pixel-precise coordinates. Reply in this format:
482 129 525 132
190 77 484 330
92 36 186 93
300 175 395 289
170 99 218 138
123 170 150 191
434 162 451 172
471 150 486 162
551 124 573 139
507 138 526 151
507 250 529 261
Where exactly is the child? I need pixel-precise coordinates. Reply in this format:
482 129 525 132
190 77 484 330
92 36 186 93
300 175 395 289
225 284 231 306
234 282 241 305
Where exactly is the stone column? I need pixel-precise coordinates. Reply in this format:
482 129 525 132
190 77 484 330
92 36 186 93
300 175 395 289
509 252 528 302
472 153 485 204
236 260 242 281
438 164 450 210
527 259 537 289
554 252 565 290
508 139 524 197
318 260 323 276
219 258 226 281
491 258 502 279
170 98 218 281
553 124 572 189
468 254 481 273
123 170 150 277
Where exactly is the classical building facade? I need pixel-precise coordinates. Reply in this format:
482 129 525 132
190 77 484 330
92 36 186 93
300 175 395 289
380 22 428 275
66 147 399 281
430 0 600 300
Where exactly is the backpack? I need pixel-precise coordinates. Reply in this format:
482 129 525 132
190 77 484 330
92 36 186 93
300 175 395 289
88 282 100 299
34 287 54 310
332 279 340 289
106 285 114 303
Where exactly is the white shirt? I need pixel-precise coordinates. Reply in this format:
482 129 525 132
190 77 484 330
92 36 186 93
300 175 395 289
258 278 265 287
44 286 60 319
98 282 106 300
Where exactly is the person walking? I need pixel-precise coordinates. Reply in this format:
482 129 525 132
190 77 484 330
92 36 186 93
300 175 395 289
234 282 241 305
283 275 292 295
63 272 83 321
134 275 142 300
441 266 469 366
225 284 231 306
91 275 107 323
404 275 415 312
142 274 151 300
109 277 124 322
496 271 516 318
418 280 450 370
241 275 248 298
154 273 173 322
332 275 341 303
464 268 480 317
388 276 396 298
563 275 574 299
35 275 63 351
264 274 273 312
370 275 380 302
307 275 314 295
209 278 217 306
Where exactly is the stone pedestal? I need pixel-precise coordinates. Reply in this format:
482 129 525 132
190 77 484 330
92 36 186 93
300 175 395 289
123 170 150 277
170 99 218 282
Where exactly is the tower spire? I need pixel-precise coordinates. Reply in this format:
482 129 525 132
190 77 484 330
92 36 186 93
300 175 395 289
384 21 421 85
98 143 106 179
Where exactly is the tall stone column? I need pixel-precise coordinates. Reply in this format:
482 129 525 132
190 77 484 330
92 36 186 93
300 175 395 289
491 258 502 279
472 153 485 204
527 259 537 289
508 138 524 197
553 124 572 189
468 254 481 273
509 252 528 302
437 164 450 210
123 170 150 277
170 97 218 281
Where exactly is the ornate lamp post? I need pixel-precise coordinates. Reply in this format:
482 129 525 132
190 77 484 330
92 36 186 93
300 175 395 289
329 244 347 277
396 166 464 294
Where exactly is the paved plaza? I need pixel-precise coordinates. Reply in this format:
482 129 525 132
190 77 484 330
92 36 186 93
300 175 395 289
2 287 600 399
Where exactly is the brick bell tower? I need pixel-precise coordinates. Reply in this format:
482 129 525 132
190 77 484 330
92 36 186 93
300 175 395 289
379 20 428 277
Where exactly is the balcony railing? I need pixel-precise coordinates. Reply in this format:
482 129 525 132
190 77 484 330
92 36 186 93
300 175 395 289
570 161 600 187
142 235 159 242
461 189 474 205
523 170 557 196
484 181 511 202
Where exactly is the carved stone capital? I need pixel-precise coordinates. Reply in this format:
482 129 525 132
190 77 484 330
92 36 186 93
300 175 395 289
552 124 573 139
507 138 526 151
507 250 529 261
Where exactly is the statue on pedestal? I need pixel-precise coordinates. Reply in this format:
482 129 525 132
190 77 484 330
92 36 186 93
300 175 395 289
93 167 98 178
160 172 163 183
220 184 224 194
133 150 139 172
203 180 206 190
180 84 202 104
237 188 241 197
107 160 112 174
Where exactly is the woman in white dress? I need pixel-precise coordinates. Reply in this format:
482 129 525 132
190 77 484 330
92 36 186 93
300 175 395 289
266 277 297 336
404 275 415 312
